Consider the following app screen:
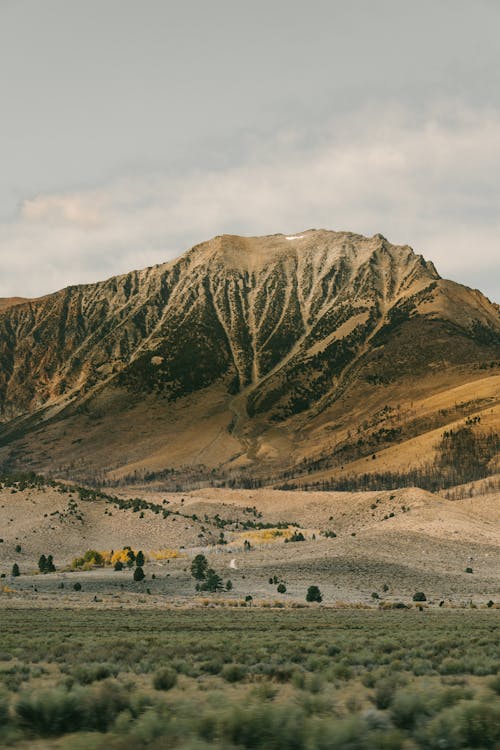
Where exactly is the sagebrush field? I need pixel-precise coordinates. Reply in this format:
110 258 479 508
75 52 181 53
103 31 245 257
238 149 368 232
0 608 499 749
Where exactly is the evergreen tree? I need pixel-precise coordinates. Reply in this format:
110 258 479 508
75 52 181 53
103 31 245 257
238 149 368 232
46 555 56 572
126 548 135 568
134 566 145 582
38 554 47 573
114 560 124 571
200 568 223 592
306 585 322 603
11 563 20 577
136 550 145 567
191 554 208 581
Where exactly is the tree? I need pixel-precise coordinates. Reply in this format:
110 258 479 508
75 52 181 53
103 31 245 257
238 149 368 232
46 555 56 573
286 531 306 543
306 585 322 603
136 550 145 567
114 560 124 571
126 548 135 568
11 563 20 577
134 566 145 582
412 592 427 602
191 554 208 581
200 568 223 592
226 579 233 591
277 583 287 594
38 554 47 573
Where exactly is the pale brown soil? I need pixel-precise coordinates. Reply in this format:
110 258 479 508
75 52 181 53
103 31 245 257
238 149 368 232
1 484 498 609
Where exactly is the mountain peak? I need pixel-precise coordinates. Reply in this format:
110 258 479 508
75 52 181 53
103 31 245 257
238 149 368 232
185 228 438 280
0 228 498 485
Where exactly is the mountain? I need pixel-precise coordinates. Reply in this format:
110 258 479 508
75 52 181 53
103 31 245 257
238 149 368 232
0 229 499 488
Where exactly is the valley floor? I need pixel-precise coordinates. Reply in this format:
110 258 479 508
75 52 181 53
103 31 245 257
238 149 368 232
1 482 499 609
0 608 499 749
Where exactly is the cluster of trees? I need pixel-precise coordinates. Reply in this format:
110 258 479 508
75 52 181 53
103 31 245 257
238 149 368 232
190 554 231 592
268 575 287 594
285 531 306 543
113 548 146 581
9 554 57 578
72 550 104 570
283 426 500 493
38 554 56 573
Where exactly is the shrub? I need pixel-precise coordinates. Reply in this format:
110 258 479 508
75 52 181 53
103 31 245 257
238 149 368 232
423 701 500 749
286 531 306 543
153 668 177 691
200 659 223 675
0 691 9 726
489 675 500 695
73 582 82 591
312 716 369 750
221 663 247 683
221 702 306 749
373 678 397 710
79 681 131 732
72 663 118 685
277 583 287 594
412 592 427 602
15 689 83 737
306 586 322 603
390 688 432 729
72 550 104 570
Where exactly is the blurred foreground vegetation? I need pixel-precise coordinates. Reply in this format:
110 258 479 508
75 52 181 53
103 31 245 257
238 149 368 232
0 608 499 749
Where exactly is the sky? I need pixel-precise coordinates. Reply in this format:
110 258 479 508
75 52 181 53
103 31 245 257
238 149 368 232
1 0 499 301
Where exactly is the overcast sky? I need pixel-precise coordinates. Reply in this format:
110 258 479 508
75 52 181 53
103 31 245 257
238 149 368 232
1 0 499 301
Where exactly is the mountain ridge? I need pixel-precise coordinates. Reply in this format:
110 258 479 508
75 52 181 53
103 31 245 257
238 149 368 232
0 229 499 487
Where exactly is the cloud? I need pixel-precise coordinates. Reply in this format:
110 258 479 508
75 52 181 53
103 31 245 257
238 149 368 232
1 102 499 301
21 194 103 227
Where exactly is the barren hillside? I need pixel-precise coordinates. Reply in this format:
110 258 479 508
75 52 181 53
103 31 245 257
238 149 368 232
0 230 499 488
1 478 499 607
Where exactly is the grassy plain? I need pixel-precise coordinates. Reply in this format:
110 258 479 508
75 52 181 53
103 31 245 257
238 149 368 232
0 608 499 749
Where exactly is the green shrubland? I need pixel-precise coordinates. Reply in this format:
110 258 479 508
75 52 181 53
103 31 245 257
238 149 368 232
0 608 498 748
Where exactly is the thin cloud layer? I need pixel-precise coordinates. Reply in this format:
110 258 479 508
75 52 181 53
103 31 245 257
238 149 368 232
1 104 499 301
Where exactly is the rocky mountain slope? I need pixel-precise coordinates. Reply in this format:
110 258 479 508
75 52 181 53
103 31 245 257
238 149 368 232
0 229 499 487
